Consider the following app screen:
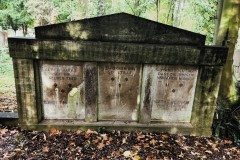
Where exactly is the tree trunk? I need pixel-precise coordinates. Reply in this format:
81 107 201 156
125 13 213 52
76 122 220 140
81 0 88 18
97 0 106 16
214 0 224 44
215 0 240 102
134 0 141 16
166 0 175 25
156 0 161 22
40 16 43 26
70 0 72 21
173 0 185 27
22 24 28 37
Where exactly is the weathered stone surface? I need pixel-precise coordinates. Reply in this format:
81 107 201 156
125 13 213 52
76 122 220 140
141 65 198 122
191 66 223 128
0 31 8 47
84 63 98 122
201 46 228 66
233 49 240 81
40 61 84 119
98 63 141 121
8 13 229 136
8 38 201 65
34 62 43 122
35 13 205 46
13 59 38 124
139 73 152 124
0 112 18 118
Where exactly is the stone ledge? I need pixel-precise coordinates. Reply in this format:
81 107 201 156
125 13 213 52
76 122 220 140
18 120 212 136
8 38 228 66
0 112 18 118
8 38 201 65
39 120 193 128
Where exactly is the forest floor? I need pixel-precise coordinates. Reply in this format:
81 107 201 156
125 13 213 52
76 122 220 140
0 126 239 160
0 94 17 112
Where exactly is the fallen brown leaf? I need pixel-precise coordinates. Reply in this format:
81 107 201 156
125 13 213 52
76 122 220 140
211 143 218 150
76 129 82 134
85 129 98 136
224 140 232 145
0 128 8 136
49 128 60 136
137 134 145 139
100 134 108 141
161 134 169 139
195 141 202 146
109 137 113 141
97 142 105 150
150 139 157 145
133 155 141 160
69 141 76 146
133 145 141 150
144 143 150 148
10 129 18 135
92 139 99 144
42 146 49 153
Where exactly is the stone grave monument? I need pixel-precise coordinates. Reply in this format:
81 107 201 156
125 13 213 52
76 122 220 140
8 13 228 135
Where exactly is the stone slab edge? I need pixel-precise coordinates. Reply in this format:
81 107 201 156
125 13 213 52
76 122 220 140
8 38 227 66
18 120 212 136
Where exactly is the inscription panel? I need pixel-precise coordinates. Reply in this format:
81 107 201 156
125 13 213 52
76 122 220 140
41 61 84 119
143 65 198 122
98 63 141 121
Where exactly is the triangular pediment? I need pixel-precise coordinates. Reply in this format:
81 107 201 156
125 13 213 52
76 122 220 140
35 13 205 46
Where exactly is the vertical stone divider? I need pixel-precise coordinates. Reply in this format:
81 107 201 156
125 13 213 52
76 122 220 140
84 62 98 122
139 65 153 124
191 66 223 134
13 59 38 125
33 60 43 122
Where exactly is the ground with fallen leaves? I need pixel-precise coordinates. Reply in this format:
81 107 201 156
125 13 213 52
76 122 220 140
0 96 17 112
0 127 239 160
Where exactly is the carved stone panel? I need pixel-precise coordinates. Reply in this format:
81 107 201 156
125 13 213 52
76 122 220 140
40 61 84 119
142 65 198 122
98 63 141 121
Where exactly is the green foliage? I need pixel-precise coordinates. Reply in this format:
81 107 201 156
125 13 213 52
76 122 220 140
52 0 71 22
0 63 13 77
0 0 33 35
156 0 217 44
0 48 11 62
0 47 15 96
191 0 218 44
124 0 156 16
0 47 13 78
0 0 217 43
0 0 8 10
51 0 114 22
26 0 57 26
213 98 240 145
0 48 13 78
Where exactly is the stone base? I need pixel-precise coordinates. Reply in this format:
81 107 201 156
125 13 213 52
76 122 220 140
0 112 18 118
19 120 212 136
